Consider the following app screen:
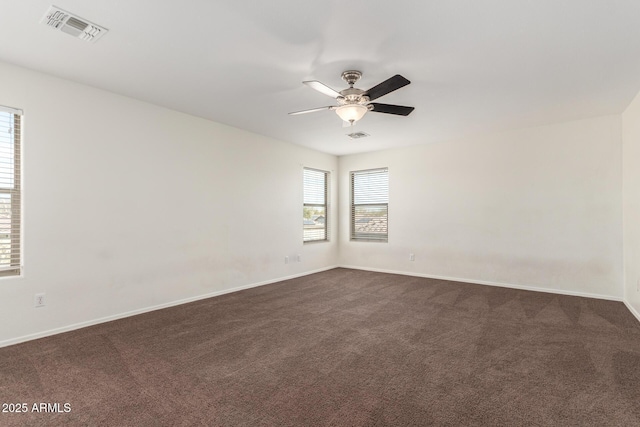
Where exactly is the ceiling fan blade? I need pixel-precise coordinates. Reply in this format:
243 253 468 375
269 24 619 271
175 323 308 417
288 106 334 115
369 103 415 116
364 75 411 101
303 80 341 98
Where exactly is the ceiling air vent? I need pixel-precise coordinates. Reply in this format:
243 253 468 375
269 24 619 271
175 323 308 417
347 132 370 140
41 6 108 43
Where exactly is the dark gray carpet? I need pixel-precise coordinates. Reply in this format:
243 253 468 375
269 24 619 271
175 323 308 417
1 268 640 426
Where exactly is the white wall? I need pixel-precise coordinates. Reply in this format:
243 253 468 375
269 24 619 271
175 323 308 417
339 116 623 299
623 90 640 319
0 61 338 346
1 57 634 347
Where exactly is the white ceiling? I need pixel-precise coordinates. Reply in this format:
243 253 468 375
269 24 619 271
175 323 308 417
2 1 640 156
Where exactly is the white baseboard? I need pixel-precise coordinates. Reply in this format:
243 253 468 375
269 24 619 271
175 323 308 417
4 264 633 349
624 300 640 323
338 265 623 302
0 265 338 349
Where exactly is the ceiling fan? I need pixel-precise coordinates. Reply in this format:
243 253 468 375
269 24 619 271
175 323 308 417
289 70 415 125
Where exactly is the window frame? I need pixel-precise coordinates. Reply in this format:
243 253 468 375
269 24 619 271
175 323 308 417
350 167 389 243
303 167 329 243
0 105 22 277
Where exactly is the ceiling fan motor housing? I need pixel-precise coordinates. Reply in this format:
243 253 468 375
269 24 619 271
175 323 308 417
337 87 369 106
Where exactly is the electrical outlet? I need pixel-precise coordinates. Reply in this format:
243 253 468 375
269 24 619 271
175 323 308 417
409 253 415 261
34 293 46 308
284 256 289 264
296 254 301 262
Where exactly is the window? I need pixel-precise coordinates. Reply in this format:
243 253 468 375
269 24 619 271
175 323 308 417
303 167 329 242
350 168 388 242
0 106 21 276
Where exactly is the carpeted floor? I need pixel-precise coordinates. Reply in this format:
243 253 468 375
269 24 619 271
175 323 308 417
1 268 640 426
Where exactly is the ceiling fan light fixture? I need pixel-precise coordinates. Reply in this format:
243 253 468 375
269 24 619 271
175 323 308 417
335 104 368 124
290 71 414 124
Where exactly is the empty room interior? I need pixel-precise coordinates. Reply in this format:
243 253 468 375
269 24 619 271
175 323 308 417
2 1 640 425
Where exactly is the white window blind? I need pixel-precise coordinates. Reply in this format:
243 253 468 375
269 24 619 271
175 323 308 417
351 168 388 242
303 168 329 242
0 106 21 276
